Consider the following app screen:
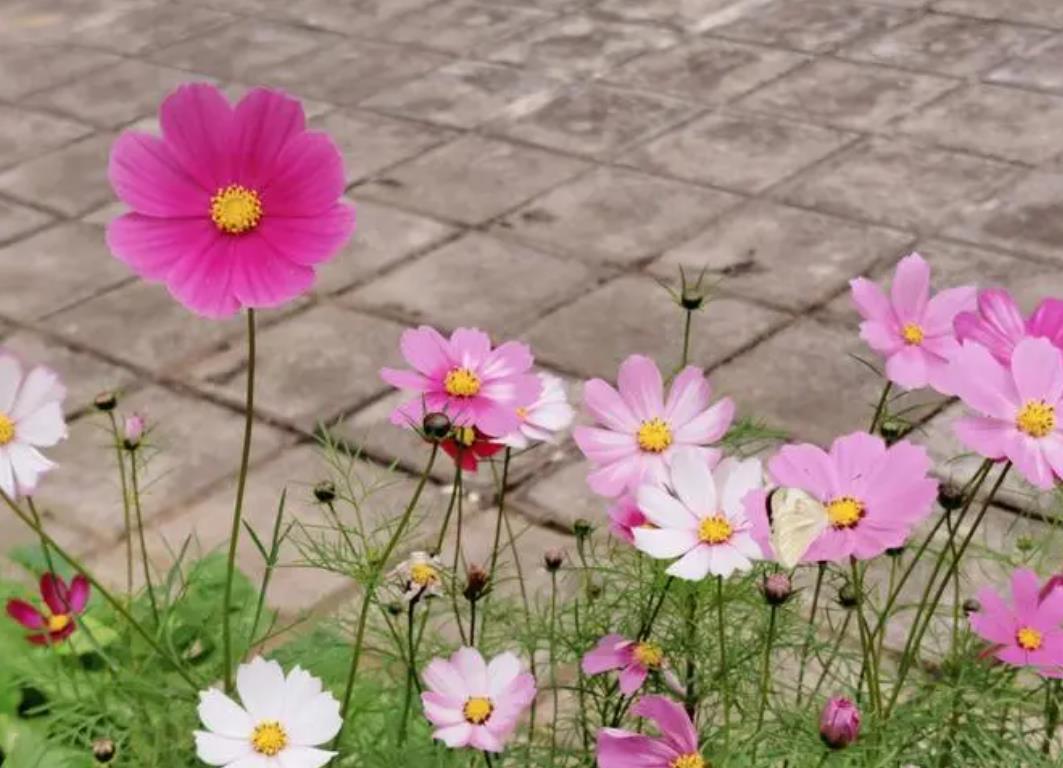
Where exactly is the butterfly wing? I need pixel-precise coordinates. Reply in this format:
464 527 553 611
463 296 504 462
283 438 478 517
769 487 829 569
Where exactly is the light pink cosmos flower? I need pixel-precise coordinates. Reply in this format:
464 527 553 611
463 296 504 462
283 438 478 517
745 432 937 563
632 449 764 581
970 568 1063 677
498 372 575 449
850 252 976 393
574 355 734 498
948 337 1063 489
597 695 703 768
607 495 647 544
582 634 681 696
955 289 1063 365
107 83 355 318
0 353 66 498
381 327 541 439
421 647 536 753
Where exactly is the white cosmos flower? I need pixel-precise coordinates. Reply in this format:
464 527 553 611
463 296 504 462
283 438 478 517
499 373 575 449
390 551 445 602
195 657 341 768
0 353 66 498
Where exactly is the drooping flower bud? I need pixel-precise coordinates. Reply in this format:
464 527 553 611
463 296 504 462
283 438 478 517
937 483 965 511
423 412 452 441
543 549 565 573
464 564 489 601
573 518 593 540
122 413 145 449
93 391 117 412
313 481 336 503
820 697 860 749
962 598 981 616
837 583 859 609
761 573 793 606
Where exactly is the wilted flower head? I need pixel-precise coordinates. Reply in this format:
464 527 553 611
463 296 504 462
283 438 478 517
499 372 574 449
820 697 860 749
582 635 681 696
969 568 1063 677
850 252 975 394
464 564 490 601
6 573 90 645
955 288 1063 365
574 354 733 498
391 552 444 603
597 695 702 768
194 657 341 767
0 353 67 498
421 647 536 752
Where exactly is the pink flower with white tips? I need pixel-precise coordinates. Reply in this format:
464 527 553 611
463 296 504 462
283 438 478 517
574 355 733 498
421 647 536 753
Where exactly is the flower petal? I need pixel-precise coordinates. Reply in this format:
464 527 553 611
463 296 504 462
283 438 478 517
634 527 698 559
665 545 711 580
198 689 254 738
194 731 252 766
669 447 716 517
165 234 242 319
617 355 664 421
5 599 44 629
277 746 335 768
232 87 306 189
890 252 930 324
664 367 709 425
632 695 698 755
260 131 346 216
236 657 286 722
159 82 235 191
0 355 22 413
107 214 218 283
256 203 355 268
637 484 698 530
583 379 639 432
108 132 208 217
1011 337 1063 405
229 232 315 309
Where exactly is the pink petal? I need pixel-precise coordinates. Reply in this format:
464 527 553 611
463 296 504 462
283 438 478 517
859 320 901 355
67 575 89 614
40 573 68 614
632 695 698 755
954 415 1010 460
449 328 492 370
380 368 429 391
583 379 639 432
574 426 636 466
582 635 632 675
1012 568 1042 616
432 723 473 748
597 729 678 768
423 658 468 701
886 344 930 390
950 342 1019 420
672 397 733 444
830 431 885 495
5 599 44 629
165 235 242 318
159 82 235 191
108 132 207 217
107 214 218 281
890 252 930 324
479 341 535 381
469 725 503 753
955 289 1025 364
232 87 306 189
1029 298 1063 350
618 664 648 696
923 285 977 335
1011 337 1063 405
400 326 452 378
451 647 489 697
617 355 664 421
1006 432 1055 490
850 276 893 324
970 586 1017 645
768 443 835 499
260 131 347 216
257 203 355 267
421 692 464 727
231 235 328 308
588 455 642 497
664 367 709 425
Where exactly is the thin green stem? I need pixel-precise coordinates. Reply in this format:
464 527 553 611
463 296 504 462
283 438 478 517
869 381 893 434
850 557 881 714
450 464 468 646
1043 679 1060 755
809 611 853 704
680 310 694 369
684 589 698 719
480 447 512 640
25 497 57 579
796 562 826 705
639 576 674 642
398 596 420 745
222 308 256 694
716 577 729 750
548 569 559 768
129 451 159 625
752 604 778 760
106 412 134 600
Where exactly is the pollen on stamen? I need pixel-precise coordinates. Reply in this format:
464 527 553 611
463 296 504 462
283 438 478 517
444 367 481 398
698 515 733 545
0 412 14 445
1016 400 1055 438
463 697 493 725
901 323 924 345
637 418 672 453
1017 626 1044 651
827 496 865 530
210 184 262 234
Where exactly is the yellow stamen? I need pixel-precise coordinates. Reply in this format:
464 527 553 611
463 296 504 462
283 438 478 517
633 642 664 668
455 426 477 447
251 721 287 756
1017 400 1055 438
444 368 481 397
209 184 262 234
698 515 733 545
463 697 493 725
901 323 924 345
410 562 438 587
516 406 529 420
1017 626 1044 651
637 418 672 453
47 614 71 633
0 412 14 445
672 754 706 768
827 496 864 529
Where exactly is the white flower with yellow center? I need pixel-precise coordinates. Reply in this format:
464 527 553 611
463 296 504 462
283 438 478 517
499 372 575 449
194 657 341 767
633 449 765 581
391 551 445 602
0 353 66 498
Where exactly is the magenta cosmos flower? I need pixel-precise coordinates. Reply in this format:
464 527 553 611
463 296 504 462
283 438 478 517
107 83 355 318
955 289 1063 365
633 449 764 580
381 326 540 439
850 252 975 393
949 337 1063 489
574 356 734 498
6 573 90 645
970 568 1063 677
597 695 703 768
607 495 647 544
820 697 861 750
421 647 536 753
582 634 681 696
746 432 937 562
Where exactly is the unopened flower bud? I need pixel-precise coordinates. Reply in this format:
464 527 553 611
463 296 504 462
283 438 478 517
122 413 144 449
423 412 452 441
878 418 905 445
837 583 859 609
573 518 593 539
962 598 981 616
885 546 905 558
680 293 704 311
313 481 336 503
464 564 489 601
386 600 404 616
820 697 860 749
761 573 793 606
93 391 117 412
92 738 117 763
543 549 565 572
1017 535 1035 553
937 483 965 511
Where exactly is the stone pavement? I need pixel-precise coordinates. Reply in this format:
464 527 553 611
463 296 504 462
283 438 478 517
2 0 1063 626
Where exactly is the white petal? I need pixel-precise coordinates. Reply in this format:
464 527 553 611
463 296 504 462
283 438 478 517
633 527 698 559
452 647 489 697
199 689 254 738
8 443 54 495
14 402 66 447
666 546 711 581
237 657 286 722
0 448 15 498
285 692 341 747
11 366 64 421
281 667 323 718
194 731 252 766
487 652 522 697
730 531 764 561
637 485 697 530
423 658 468 700
718 457 763 518
707 545 750 578
0 355 22 413
434 723 474 748
277 746 336 768
670 447 717 516
227 755 270 768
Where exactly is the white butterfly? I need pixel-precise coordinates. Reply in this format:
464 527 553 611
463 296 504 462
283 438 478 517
768 487 828 568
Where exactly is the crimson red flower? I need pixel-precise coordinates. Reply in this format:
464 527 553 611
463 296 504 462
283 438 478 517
441 426 503 472
6 573 90 645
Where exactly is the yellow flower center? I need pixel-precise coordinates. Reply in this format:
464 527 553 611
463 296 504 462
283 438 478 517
1017 400 1055 438
455 426 477 447
827 496 865 529
633 642 664 668
47 614 71 633
698 515 733 545
1017 626 1044 651
516 406 529 420
637 418 672 453
444 368 481 397
210 184 262 234
463 697 494 725
672 754 706 768
901 323 924 345
251 721 287 756
410 562 438 586
0 412 14 445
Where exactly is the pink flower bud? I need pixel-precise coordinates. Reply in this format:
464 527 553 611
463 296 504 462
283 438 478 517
123 413 145 448
820 697 860 749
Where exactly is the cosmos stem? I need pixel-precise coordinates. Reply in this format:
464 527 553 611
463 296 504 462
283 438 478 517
751 603 778 759
796 562 826 706
106 411 134 605
129 452 159 625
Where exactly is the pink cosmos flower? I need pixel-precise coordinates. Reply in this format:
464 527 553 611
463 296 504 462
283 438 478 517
850 252 976 393
441 426 504 472
970 568 1063 677
597 695 703 768
582 635 683 696
107 83 355 318
6 573 90 645
745 432 937 562
632 449 764 581
421 647 536 753
955 289 1063 365
574 356 734 498
820 697 861 750
948 337 1063 489
0 353 66 498
607 495 647 544
381 326 540 439
498 372 575 449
